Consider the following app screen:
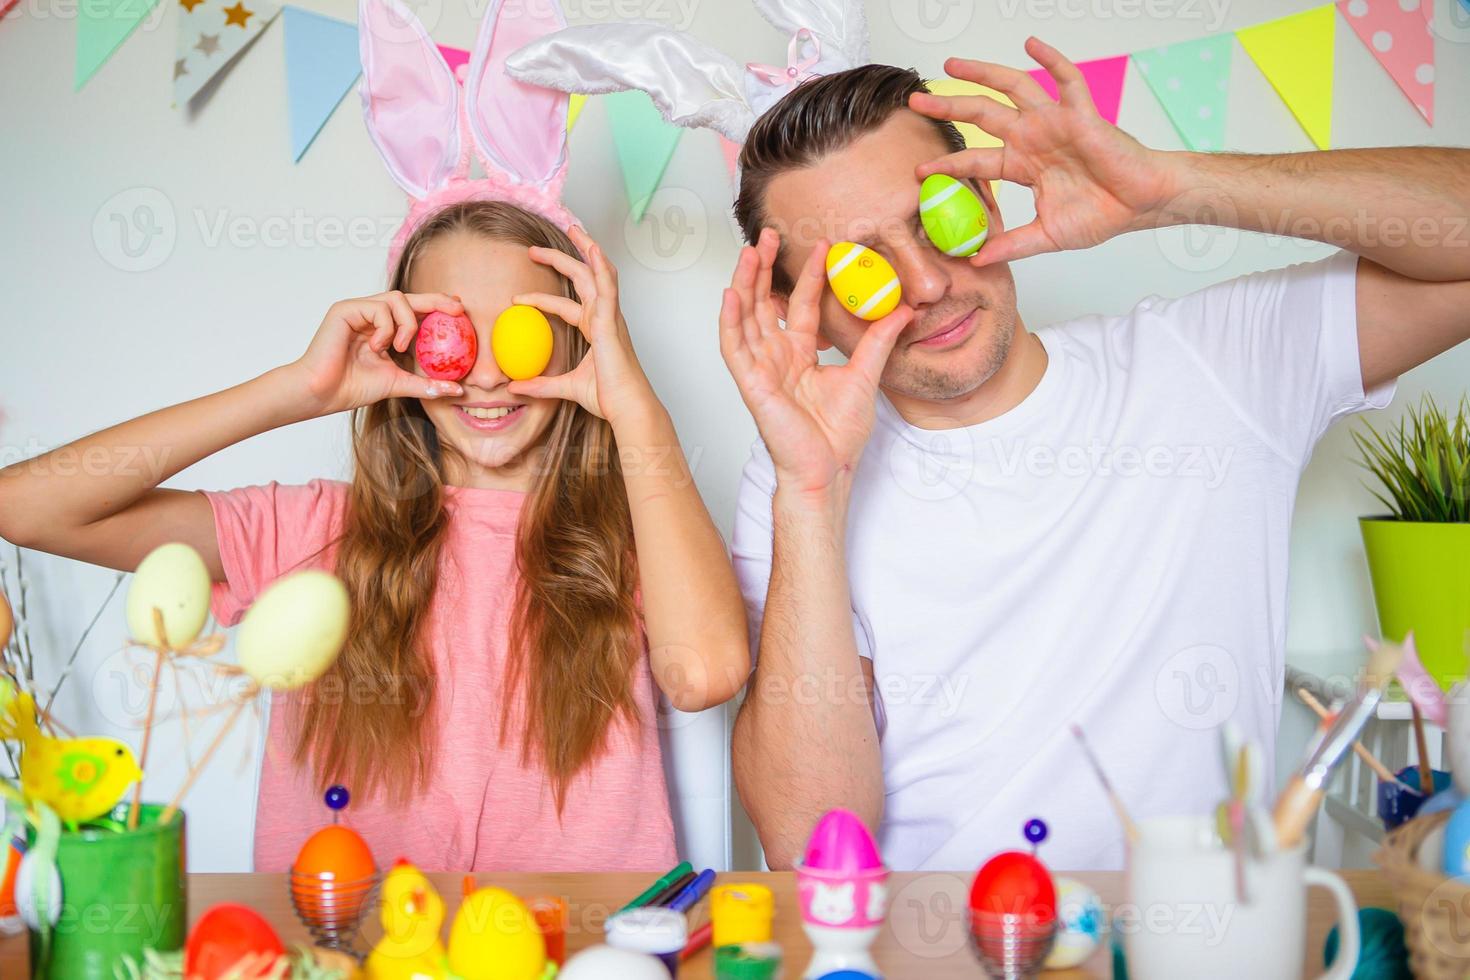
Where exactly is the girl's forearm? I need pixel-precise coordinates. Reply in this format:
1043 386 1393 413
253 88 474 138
0 364 320 575
615 406 750 711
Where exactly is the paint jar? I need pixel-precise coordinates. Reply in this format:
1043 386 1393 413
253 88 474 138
711 883 775 947
606 905 688 977
528 894 568 965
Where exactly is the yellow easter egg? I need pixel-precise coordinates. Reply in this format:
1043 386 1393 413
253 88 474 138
448 887 547 980
126 542 212 649
237 570 349 691
825 242 901 321
492 305 554 381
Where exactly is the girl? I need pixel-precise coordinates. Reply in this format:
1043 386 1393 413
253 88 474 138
0 200 749 870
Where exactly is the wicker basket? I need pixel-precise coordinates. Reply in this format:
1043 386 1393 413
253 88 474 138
1374 810 1470 979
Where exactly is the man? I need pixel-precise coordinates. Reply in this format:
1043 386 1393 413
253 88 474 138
721 38 1470 871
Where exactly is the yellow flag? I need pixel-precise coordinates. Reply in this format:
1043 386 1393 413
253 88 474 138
925 78 1015 149
1237 4 1335 150
567 93 587 133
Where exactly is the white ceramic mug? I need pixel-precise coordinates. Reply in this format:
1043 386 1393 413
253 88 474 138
1124 815 1360 980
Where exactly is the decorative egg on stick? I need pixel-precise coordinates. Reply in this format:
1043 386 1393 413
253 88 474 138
416 311 478 381
795 808 889 979
159 569 351 825
492 305 555 381
124 542 225 829
826 242 902 321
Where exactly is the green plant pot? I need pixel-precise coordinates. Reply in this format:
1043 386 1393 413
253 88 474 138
1361 517 1470 690
27 802 187 979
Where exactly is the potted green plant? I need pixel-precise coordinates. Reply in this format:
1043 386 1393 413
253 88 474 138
1355 394 1470 690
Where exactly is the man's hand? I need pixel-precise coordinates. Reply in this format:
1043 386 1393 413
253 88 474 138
908 36 1182 267
719 228 913 499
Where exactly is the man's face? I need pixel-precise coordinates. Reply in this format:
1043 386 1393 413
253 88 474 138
764 110 1021 402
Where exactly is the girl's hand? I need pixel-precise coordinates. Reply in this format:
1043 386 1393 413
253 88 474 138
508 225 660 427
720 229 912 499
292 291 466 416
908 37 1180 267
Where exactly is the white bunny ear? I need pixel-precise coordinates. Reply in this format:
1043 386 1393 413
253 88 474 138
357 0 461 199
752 0 869 66
464 0 569 187
507 23 756 144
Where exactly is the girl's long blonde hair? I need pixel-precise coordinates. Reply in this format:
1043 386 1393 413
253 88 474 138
293 200 641 807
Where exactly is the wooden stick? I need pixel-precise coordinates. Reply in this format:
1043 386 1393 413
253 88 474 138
1069 724 1140 843
159 695 248 825
1295 688 1407 789
129 608 170 831
1412 704 1435 794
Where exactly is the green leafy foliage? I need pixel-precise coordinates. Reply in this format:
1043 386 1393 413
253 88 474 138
1353 394 1470 523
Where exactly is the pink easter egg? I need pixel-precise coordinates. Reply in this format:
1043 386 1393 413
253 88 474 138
415 312 477 381
802 809 884 874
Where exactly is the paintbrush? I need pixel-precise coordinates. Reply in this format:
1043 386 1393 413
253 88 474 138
1295 687 1419 794
1412 704 1436 795
1273 640 1402 849
1069 724 1139 844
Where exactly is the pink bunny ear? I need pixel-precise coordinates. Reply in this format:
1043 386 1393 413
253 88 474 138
358 0 463 199
464 0 569 189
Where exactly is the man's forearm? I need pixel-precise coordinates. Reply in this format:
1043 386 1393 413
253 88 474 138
732 484 884 869
1158 148 1470 282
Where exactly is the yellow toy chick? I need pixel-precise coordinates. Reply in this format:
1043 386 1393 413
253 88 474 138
366 859 449 980
0 681 142 825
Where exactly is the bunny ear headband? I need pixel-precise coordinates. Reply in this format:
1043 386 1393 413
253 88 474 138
358 0 579 273
504 0 870 147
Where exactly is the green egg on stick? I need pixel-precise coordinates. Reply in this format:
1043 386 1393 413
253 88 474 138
920 174 989 258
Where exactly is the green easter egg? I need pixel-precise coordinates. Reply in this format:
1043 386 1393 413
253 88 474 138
920 173 988 257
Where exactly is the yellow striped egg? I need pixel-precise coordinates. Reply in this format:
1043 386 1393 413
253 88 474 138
920 174 989 257
825 242 902 321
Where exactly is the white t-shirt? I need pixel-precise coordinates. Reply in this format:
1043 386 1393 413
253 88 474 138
731 251 1395 871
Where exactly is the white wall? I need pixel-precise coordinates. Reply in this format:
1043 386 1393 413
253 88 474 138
2 0 1468 870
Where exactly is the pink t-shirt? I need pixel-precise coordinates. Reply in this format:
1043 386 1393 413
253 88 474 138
204 479 677 873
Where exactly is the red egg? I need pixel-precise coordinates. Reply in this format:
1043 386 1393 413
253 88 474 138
969 851 1056 922
185 903 286 979
416 312 477 380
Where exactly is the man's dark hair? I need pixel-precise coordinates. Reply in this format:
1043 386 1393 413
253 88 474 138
733 64 967 293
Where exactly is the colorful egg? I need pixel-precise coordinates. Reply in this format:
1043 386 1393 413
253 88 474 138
126 542 212 649
292 824 377 928
1043 877 1106 969
14 850 61 930
492 305 555 381
416 311 478 381
448 886 548 980
237 571 349 691
803 808 883 873
970 851 1056 922
185 903 286 980
826 242 901 321
920 173 989 257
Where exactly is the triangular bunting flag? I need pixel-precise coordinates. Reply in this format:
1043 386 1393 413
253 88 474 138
282 6 360 162
174 0 280 107
604 90 683 223
567 93 586 132
719 135 741 178
436 43 469 77
76 0 162 89
1027 54 1129 125
1133 35 1233 151
1337 0 1435 123
925 78 1016 148
1237 4 1336 149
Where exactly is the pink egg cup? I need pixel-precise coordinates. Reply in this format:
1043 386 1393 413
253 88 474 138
796 861 889 978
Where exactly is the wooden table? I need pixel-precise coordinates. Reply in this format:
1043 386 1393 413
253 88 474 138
0 869 1396 977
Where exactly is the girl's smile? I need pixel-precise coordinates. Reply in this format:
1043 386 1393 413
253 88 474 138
454 401 529 432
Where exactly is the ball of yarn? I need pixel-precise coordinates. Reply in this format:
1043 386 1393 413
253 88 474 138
1324 907 1409 980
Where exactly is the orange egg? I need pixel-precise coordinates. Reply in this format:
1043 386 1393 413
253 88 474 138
291 825 376 927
